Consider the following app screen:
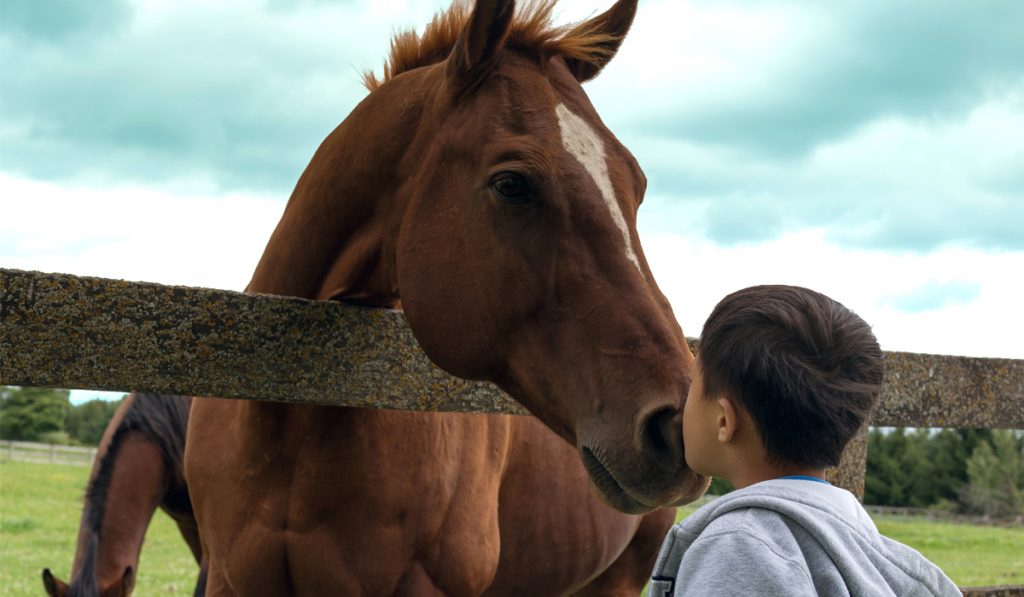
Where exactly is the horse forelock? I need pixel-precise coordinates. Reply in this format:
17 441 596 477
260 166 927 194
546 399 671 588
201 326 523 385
362 0 620 91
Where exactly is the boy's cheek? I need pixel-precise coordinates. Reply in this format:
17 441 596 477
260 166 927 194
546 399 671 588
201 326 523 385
683 425 722 478
683 449 699 473
686 453 720 479
684 454 713 478
682 435 707 475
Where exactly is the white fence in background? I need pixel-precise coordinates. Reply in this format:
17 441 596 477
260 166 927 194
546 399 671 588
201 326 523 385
0 440 96 466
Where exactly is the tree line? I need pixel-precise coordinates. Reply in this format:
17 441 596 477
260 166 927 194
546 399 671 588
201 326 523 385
865 427 1023 520
3 386 1022 519
0 386 122 446
706 427 1023 520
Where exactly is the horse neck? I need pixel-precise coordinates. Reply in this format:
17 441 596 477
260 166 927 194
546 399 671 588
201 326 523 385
247 69 440 306
71 430 170 592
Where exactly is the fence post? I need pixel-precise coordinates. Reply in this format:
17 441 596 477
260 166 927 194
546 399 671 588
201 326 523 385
50 443 56 464
827 425 869 500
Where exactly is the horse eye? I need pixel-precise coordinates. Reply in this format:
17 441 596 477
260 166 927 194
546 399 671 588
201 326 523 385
490 172 533 204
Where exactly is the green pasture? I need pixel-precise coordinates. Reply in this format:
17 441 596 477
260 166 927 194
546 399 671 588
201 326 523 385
0 460 198 595
2 460 1021 595
873 517 1023 587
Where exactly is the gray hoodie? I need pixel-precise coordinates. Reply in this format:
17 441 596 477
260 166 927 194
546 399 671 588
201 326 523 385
649 479 960 596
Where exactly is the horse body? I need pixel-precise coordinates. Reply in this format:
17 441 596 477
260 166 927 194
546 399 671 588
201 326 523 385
186 2 708 594
188 404 510 594
43 393 206 597
485 416 678 595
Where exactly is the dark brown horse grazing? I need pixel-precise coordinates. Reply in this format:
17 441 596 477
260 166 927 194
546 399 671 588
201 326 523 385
43 393 207 597
185 0 709 594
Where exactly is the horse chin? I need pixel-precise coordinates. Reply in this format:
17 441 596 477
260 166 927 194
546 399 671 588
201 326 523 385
669 473 714 507
580 447 656 515
580 447 712 515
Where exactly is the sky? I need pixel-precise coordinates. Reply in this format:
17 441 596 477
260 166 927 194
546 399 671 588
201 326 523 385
1 0 1022 404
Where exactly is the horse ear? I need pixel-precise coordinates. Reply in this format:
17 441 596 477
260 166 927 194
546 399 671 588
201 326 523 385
564 0 638 82
42 569 69 597
118 566 135 595
446 0 515 88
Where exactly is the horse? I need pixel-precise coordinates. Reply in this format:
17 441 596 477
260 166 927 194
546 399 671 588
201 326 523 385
185 0 709 594
42 393 207 597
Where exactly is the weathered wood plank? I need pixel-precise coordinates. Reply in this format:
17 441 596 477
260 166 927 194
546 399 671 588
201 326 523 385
876 351 1024 428
3 268 1022 427
1 268 527 414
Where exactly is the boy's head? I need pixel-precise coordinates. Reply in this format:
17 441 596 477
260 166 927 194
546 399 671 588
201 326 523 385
690 285 884 472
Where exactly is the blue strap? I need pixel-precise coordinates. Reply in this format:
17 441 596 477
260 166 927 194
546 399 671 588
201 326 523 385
780 475 831 485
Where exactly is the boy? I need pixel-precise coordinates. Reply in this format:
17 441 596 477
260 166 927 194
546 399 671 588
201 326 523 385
649 285 960 596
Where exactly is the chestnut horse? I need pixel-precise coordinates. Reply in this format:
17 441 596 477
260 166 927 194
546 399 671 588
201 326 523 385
185 1 708 594
43 393 206 597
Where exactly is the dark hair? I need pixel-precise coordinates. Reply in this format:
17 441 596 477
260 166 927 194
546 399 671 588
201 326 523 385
698 285 884 468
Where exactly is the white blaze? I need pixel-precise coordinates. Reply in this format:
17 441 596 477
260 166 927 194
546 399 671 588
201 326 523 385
555 103 642 272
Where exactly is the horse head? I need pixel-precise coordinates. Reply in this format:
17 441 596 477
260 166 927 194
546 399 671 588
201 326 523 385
42 565 133 597
249 0 709 514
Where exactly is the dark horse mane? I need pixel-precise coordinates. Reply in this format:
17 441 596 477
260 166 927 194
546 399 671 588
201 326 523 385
363 0 622 90
72 393 191 595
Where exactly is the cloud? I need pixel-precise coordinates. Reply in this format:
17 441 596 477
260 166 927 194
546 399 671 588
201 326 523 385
0 174 283 291
0 0 408 194
69 390 125 406
266 0 359 8
609 0 1024 158
1 0 1021 255
0 0 641 194
582 0 1024 253
639 227 1023 359
629 84 1024 252
883 280 983 313
0 0 133 42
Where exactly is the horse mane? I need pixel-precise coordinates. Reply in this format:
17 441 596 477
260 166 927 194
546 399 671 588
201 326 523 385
114 393 191 486
67 535 101 597
363 0 620 90
74 394 191 591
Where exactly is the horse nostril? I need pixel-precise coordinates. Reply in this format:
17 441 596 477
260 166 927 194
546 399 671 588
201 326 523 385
642 407 683 461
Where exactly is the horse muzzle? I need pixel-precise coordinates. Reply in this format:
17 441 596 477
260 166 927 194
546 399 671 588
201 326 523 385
578 405 710 513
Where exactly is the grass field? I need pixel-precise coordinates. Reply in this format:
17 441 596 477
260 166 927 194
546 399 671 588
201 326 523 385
2 460 1022 595
873 517 1023 587
0 460 198 595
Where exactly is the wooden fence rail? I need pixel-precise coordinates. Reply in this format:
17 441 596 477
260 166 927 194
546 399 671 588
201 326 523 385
0 268 521 415
3 268 1023 496
0 440 97 466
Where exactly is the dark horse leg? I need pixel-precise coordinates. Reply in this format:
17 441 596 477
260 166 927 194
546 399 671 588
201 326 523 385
165 507 207 595
193 563 209 597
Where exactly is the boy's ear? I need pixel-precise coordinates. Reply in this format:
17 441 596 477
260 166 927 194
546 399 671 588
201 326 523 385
716 398 738 443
